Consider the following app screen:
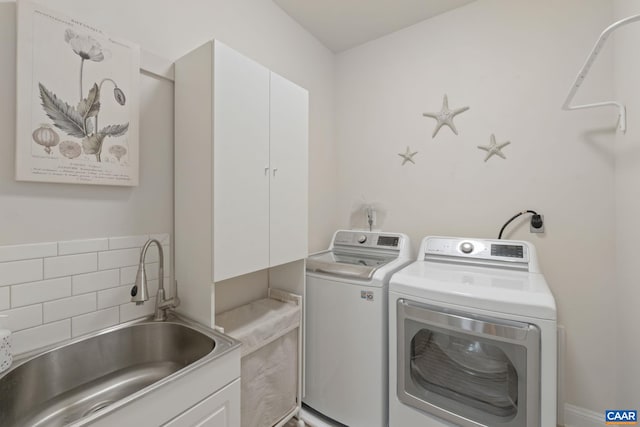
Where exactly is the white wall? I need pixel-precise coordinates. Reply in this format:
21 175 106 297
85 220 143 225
0 0 337 252
0 2 174 245
613 0 640 409
335 0 617 412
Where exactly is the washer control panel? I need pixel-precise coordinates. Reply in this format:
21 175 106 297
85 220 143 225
334 231 402 249
423 237 530 264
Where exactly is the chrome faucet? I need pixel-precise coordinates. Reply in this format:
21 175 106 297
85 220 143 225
130 239 179 321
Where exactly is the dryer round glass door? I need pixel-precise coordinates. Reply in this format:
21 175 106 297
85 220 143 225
396 300 540 427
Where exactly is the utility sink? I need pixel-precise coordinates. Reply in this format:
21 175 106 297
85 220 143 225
0 314 239 427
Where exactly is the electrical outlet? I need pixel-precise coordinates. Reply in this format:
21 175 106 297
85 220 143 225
530 214 544 234
370 210 377 226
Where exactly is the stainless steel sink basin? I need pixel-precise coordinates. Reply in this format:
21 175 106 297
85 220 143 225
0 314 239 427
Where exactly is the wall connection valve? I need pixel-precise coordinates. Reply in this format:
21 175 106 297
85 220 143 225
498 209 545 239
366 206 376 231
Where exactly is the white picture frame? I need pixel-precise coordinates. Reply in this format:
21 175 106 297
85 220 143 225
15 1 140 186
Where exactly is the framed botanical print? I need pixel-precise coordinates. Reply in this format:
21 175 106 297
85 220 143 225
15 1 140 186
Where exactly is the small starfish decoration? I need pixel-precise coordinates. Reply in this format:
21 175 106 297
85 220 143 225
422 94 470 138
477 134 510 162
398 146 418 165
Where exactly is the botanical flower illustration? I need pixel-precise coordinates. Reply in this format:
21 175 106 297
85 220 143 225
65 29 105 61
35 28 128 162
59 141 82 159
113 87 126 106
109 145 127 161
65 29 106 102
32 124 59 154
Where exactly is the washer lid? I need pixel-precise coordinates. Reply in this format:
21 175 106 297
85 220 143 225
390 261 556 320
306 250 395 280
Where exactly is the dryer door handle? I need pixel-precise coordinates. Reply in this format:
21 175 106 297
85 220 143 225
398 299 537 343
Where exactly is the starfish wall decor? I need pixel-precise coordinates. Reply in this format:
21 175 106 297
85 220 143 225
398 146 418 165
477 134 510 162
423 94 470 138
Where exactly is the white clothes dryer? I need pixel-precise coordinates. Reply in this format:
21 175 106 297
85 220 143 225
302 230 412 427
389 236 557 427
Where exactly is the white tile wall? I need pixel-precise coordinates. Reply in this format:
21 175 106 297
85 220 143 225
0 233 171 356
0 287 9 311
58 238 109 256
109 235 152 250
97 285 133 309
71 307 119 337
44 253 97 279
72 270 119 295
121 263 161 284
2 305 43 331
12 320 71 355
120 297 157 322
0 242 57 263
98 248 141 270
150 234 170 245
0 259 43 287
43 293 96 323
11 277 71 307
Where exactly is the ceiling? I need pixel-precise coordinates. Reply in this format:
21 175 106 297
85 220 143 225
273 0 477 53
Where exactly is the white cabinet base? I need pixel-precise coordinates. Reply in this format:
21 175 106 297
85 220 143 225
164 379 240 427
80 348 241 427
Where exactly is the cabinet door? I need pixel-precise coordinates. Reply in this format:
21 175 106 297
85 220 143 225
213 42 270 281
269 72 309 267
163 379 240 427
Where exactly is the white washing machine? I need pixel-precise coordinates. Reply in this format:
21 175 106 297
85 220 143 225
302 230 412 427
389 236 557 427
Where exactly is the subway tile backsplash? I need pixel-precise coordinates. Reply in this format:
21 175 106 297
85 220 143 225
43 293 97 323
0 259 43 287
0 242 57 263
0 233 170 356
44 252 98 279
71 307 119 338
11 277 71 308
58 238 109 256
12 320 71 355
98 247 142 270
0 287 10 311
72 270 119 295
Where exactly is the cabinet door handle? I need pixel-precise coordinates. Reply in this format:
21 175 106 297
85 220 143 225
272 168 278 177
264 167 270 176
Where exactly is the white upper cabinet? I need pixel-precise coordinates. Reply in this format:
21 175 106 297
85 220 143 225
175 40 309 309
269 73 309 267
213 42 271 281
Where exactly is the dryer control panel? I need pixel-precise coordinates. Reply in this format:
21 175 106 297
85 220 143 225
422 237 534 270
